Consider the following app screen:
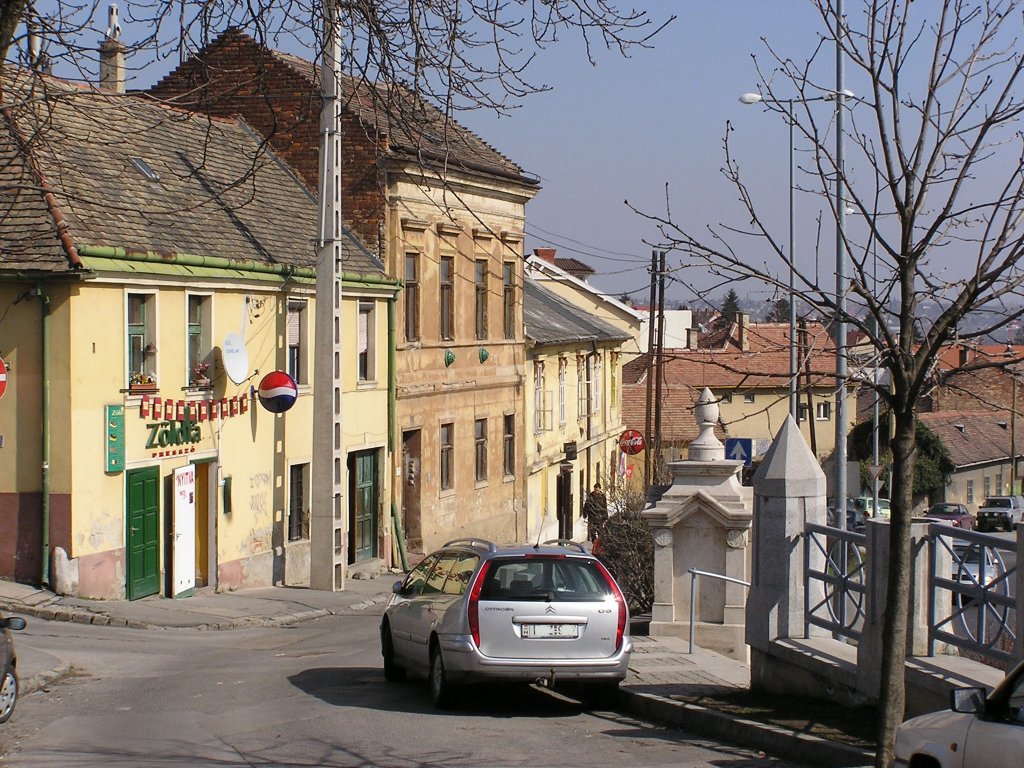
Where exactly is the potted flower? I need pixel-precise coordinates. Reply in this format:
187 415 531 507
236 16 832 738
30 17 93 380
128 371 157 392
191 361 211 388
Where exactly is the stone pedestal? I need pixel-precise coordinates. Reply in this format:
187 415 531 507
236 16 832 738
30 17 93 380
642 388 752 660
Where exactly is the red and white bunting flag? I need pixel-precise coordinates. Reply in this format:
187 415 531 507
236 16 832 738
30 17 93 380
140 395 151 419
240 394 248 414
230 396 238 416
176 400 185 421
153 397 163 421
220 399 229 419
197 400 207 422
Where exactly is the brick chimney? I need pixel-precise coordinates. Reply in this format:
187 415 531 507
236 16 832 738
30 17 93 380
533 247 557 263
99 4 125 94
738 312 750 351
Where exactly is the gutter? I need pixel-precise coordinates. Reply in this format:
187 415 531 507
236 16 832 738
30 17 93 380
35 284 51 587
75 245 401 288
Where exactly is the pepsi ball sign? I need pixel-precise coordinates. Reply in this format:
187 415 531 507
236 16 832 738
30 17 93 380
258 371 298 413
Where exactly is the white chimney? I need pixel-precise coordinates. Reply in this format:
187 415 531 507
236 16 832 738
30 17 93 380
99 4 125 93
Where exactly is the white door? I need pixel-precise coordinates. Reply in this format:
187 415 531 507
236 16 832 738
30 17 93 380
173 465 197 598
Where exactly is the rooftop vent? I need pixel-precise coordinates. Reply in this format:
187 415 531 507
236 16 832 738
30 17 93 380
129 157 159 181
953 423 965 433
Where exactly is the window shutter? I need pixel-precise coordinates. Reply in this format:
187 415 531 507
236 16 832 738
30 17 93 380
358 307 368 353
287 307 301 346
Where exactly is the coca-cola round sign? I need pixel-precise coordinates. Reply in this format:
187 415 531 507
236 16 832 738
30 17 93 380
618 429 646 455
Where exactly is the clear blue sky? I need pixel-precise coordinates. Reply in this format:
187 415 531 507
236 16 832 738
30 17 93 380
457 2 826 308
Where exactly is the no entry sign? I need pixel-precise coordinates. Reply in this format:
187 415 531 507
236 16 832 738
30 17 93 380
0 357 7 400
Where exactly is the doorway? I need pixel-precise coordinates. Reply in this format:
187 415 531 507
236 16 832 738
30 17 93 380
126 466 160 600
192 461 214 588
556 465 574 540
349 449 380 563
401 430 422 552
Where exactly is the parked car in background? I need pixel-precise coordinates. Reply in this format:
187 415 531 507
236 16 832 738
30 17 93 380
894 656 1024 767
849 496 890 519
381 538 632 708
1 611 26 724
975 495 1024 532
925 502 975 529
827 506 866 533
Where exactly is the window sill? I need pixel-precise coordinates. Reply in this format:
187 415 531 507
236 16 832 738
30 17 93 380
474 479 489 490
439 488 456 499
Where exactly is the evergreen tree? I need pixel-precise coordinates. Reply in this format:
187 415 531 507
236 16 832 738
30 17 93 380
766 297 790 323
720 289 741 325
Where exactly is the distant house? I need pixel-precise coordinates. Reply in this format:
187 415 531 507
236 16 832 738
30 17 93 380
622 314 850 471
917 411 1022 509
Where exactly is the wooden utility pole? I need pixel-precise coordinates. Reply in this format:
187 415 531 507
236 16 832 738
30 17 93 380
644 250 658 488
653 251 667 482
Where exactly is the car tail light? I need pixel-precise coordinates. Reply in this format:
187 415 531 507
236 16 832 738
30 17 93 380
467 561 490 648
594 560 627 652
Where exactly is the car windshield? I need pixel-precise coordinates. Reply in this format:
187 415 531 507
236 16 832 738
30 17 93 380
984 498 1012 508
932 505 959 514
477 556 611 601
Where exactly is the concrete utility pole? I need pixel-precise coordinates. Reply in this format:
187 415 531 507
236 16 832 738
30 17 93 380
311 0 346 591
834 0 849 523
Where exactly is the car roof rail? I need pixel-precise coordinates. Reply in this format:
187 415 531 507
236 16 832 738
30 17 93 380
442 537 497 553
539 539 588 554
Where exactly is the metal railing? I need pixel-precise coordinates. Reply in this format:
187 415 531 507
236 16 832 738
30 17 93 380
687 567 750 653
804 522 867 641
928 523 1017 666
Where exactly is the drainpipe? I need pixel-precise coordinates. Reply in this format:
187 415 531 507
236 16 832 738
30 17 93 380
36 284 51 587
387 295 408 570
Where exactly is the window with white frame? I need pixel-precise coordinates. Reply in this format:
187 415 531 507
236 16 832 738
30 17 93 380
797 404 808 422
187 294 211 387
503 414 515 476
558 358 567 425
287 300 308 385
984 475 991 499
534 361 546 433
743 392 755 404
591 354 602 416
127 292 156 387
967 479 974 503
358 301 375 382
577 356 587 419
815 401 832 421
719 392 732 405
610 352 619 410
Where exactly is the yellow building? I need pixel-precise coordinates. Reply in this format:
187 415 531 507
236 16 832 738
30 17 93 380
523 279 632 541
149 29 540 555
0 72 397 598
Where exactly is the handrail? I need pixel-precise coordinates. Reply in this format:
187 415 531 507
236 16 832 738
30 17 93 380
688 567 750 654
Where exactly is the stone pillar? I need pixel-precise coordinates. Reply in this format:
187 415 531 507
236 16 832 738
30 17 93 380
642 388 753 660
747 415 827 652
856 519 931 699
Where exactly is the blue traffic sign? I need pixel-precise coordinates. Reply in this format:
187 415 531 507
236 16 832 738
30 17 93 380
725 438 753 466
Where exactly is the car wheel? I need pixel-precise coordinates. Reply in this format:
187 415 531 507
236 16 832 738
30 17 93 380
580 681 621 709
381 624 406 683
0 667 18 724
429 644 457 709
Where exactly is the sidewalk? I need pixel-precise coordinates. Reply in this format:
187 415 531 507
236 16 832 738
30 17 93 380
1 578 873 767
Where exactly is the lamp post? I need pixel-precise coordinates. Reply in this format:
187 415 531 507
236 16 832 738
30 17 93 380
739 92 797 420
835 0 850 520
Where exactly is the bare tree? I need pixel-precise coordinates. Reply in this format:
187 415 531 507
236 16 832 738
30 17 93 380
634 1 1024 764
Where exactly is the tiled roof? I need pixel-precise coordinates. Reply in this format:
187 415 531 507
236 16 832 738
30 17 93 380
934 343 1024 371
253 34 534 186
627 320 838 389
524 279 631 345
552 257 594 278
918 410 1018 468
620 382 727 444
1 72 383 277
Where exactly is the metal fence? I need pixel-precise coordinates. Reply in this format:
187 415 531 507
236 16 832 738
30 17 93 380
804 522 867 642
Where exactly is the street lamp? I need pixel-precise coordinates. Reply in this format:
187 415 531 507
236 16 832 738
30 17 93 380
739 91 798 420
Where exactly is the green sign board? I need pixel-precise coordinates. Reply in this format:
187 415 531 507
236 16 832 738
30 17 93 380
105 404 125 473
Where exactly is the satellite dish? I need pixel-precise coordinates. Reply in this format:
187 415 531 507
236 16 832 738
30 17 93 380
222 332 249 384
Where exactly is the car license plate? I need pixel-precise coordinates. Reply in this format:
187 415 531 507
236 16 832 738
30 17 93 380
522 623 578 639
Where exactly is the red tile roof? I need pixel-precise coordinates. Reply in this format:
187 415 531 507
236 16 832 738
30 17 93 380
918 410 1018 468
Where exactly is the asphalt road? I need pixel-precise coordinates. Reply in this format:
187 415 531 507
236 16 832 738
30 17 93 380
0 612 800 768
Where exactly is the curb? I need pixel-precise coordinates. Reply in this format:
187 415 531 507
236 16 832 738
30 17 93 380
618 689 875 768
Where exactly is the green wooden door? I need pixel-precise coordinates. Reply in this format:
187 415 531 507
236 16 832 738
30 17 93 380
351 450 379 562
127 467 160 600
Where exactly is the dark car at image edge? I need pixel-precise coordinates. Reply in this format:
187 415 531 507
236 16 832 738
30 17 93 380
1 611 27 724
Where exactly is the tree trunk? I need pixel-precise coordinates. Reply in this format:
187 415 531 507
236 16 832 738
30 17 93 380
874 407 916 767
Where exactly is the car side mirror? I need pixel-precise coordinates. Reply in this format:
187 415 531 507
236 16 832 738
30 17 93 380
951 686 986 714
392 580 406 595
0 616 26 631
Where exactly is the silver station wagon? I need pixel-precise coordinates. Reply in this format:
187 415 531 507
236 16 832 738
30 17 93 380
380 538 632 708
